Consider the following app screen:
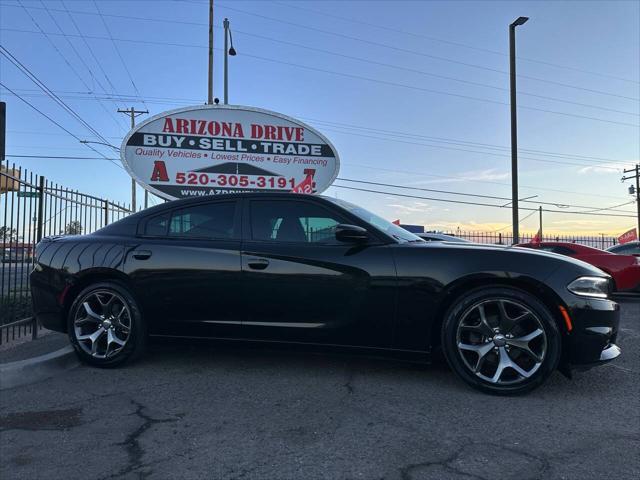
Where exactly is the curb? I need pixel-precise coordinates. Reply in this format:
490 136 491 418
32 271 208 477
0 345 79 390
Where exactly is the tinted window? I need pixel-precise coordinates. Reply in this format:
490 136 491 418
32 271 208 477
325 197 422 243
539 246 575 256
144 213 170 236
168 202 236 239
250 201 343 244
609 243 640 255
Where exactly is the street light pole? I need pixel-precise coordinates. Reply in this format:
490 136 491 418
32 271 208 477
207 0 214 105
223 18 236 104
509 16 528 245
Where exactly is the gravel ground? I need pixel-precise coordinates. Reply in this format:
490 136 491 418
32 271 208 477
1 302 638 480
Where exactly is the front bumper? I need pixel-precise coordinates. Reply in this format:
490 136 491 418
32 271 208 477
564 297 621 369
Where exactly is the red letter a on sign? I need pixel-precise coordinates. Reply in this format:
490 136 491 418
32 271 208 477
150 161 169 182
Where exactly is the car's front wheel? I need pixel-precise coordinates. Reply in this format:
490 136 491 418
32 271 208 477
67 281 145 367
442 286 561 395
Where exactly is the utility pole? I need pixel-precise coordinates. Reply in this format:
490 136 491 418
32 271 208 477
207 0 214 104
118 107 148 211
509 16 529 245
622 164 640 235
538 206 543 239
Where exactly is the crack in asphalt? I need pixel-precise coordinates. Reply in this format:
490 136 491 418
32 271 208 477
343 363 356 395
99 399 182 480
400 440 551 480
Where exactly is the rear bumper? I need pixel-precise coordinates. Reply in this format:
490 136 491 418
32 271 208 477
565 297 621 368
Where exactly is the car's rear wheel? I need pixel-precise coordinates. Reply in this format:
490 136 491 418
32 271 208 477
67 281 145 367
442 286 561 395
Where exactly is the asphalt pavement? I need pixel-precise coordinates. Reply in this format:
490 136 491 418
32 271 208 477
1 302 638 480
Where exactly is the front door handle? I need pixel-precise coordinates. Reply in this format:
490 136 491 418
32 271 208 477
247 258 269 270
132 250 152 260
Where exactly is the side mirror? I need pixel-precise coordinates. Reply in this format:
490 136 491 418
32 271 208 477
335 224 369 243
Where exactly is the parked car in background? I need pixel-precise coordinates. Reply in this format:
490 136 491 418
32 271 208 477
417 232 470 242
607 241 640 256
31 193 622 395
517 242 640 293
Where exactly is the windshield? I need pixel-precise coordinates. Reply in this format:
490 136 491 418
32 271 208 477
326 197 424 243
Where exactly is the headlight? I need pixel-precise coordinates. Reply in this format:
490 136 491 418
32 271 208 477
567 276 610 298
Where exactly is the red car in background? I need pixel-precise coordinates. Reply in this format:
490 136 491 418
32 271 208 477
517 242 640 293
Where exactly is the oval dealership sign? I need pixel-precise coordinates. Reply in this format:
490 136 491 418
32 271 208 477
120 105 340 200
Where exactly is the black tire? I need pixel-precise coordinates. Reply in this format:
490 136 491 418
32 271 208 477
67 281 146 367
441 286 561 395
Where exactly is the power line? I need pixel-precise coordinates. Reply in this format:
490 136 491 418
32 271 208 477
4 1 639 102
92 0 147 108
333 184 637 218
271 0 640 85
214 1 640 102
5 88 632 170
345 163 627 201
227 28 638 117
235 52 639 128
7 154 120 161
38 1 128 117
0 46 111 144
335 178 637 213
59 0 124 108
319 125 630 171
0 82 124 170
301 116 634 167
8 1 632 116
17 0 126 131
3 25 639 126
7 86 635 167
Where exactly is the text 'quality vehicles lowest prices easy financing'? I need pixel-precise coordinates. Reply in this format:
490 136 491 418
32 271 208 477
30 193 621 395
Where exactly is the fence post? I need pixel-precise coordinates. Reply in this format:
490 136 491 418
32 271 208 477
36 175 44 242
103 200 109 226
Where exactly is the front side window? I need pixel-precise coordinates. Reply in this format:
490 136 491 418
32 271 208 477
325 197 422 243
250 201 343 244
167 202 236 239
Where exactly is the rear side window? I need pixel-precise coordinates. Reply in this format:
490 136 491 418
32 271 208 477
169 203 236 239
143 202 237 239
144 213 170 236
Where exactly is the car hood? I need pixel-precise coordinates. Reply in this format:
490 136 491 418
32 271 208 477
402 241 609 277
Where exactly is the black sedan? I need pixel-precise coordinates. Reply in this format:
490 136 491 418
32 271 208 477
30 193 621 394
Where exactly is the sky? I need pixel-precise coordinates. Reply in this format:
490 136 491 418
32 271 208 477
1 0 639 235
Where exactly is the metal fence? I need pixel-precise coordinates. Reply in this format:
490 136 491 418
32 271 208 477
0 164 131 344
443 230 618 249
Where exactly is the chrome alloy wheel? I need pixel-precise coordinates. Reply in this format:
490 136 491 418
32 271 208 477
73 290 132 359
456 299 547 385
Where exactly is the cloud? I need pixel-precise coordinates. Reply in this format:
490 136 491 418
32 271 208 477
407 168 510 186
386 201 432 213
578 162 633 174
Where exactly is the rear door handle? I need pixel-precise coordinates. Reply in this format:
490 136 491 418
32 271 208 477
132 250 152 260
247 258 269 270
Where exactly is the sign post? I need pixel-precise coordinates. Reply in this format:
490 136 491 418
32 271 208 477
120 105 340 200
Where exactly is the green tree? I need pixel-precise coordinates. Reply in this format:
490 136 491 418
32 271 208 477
62 221 83 235
0 226 20 242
